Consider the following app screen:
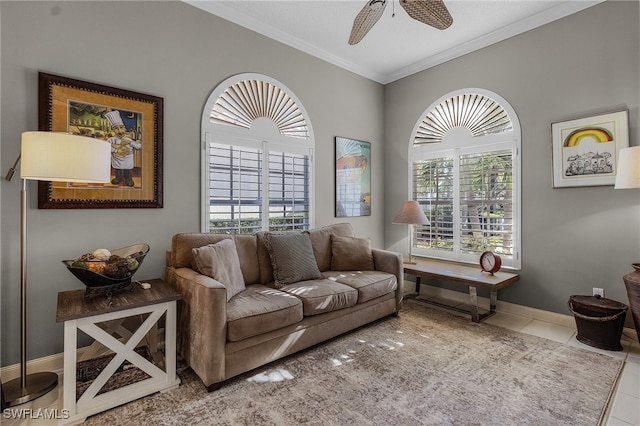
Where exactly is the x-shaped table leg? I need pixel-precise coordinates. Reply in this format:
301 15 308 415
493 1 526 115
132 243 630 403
74 307 166 407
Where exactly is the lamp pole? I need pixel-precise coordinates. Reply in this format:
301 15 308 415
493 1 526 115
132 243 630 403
3 179 59 406
3 132 111 407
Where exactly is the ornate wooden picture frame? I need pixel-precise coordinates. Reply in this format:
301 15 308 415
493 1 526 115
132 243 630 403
38 72 163 208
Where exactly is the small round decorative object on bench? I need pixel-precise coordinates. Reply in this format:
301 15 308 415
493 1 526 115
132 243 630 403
479 251 501 275
62 243 149 298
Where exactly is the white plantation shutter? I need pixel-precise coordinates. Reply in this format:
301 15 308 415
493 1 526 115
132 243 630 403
210 79 309 139
459 149 514 258
268 150 310 231
208 144 262 234
413 156 454 252
202 74 314 234
414 93 512 145
410 89 521 269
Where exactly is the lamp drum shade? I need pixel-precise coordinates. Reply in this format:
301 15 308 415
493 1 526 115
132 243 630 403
392 200 430 225
20 132 111 183
614 146 640 189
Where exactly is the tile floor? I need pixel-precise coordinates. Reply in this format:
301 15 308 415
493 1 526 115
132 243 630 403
4 304 640 425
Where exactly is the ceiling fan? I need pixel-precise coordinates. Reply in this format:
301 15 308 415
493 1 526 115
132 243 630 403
349 0 453 45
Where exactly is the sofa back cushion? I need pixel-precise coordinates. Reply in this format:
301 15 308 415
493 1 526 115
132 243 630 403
169 223 356 286
308 223 355 271
170 233 260 285
263 233 323 289
256 230 301 285
233 235 261 284
330 235 375 271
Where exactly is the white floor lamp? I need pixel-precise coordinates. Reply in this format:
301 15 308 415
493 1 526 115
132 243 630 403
392 200 430 264
3 132 111 407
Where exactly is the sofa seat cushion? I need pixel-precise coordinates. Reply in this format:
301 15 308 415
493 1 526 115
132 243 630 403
279 279 358 316
227 285 303 342
323 271 398 304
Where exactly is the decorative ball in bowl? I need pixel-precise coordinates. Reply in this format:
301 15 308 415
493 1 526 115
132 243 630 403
62 243 149 288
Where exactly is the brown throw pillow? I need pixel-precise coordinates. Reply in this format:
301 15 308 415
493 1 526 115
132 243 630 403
192 239 245 302
330 235 375 271
263 233 323 289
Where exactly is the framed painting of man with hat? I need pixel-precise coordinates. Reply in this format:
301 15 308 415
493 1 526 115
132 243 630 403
38 72 163 208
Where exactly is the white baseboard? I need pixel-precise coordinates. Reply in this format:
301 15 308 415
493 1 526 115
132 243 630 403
406 281 576 328
1 349 75 383
407 284 638 346
1 336 165 383
497 298 576 328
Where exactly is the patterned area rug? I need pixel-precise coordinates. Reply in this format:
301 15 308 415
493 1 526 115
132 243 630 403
85 301 623 425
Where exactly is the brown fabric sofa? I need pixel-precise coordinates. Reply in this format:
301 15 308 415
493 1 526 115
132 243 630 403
165 223 403 391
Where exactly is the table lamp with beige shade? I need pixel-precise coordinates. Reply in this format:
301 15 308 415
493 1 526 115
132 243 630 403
392 200 430 265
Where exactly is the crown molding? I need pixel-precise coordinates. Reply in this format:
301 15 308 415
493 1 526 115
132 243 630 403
184 0 387 83
384 0 605 84
184 0 605 85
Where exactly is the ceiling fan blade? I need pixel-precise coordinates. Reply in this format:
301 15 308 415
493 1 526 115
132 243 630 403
349 0 387 45
399 0 453 30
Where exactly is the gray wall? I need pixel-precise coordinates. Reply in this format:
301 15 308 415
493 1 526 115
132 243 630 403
385 1 640 317
1 0 639 367
0 1 384 366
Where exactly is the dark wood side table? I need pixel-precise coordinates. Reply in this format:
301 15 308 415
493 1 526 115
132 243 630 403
56 278 181 424
404 258 519 322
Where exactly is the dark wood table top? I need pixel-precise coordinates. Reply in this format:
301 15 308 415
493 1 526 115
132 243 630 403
56 278 181 323
403 258 519 290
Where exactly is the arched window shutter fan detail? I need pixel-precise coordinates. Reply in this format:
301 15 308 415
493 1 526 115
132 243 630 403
210 79 309 139
414 94 513 145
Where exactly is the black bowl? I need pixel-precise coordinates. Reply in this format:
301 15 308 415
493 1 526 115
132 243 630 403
62 243 149 288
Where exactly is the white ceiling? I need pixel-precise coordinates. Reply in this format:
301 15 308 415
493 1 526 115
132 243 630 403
185 0 604 84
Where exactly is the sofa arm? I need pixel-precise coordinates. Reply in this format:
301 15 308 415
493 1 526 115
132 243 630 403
372 249 404 311
164 266 228 387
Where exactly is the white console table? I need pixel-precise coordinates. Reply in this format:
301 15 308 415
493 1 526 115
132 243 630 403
55 278 181 424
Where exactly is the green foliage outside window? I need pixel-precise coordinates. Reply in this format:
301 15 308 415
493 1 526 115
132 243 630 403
414 151 513 257
210 214 307 234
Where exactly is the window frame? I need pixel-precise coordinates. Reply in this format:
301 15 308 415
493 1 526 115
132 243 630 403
408 89 521 269
201 74 315 234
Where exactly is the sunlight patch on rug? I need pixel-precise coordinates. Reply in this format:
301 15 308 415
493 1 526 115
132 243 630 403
84 300 623 426
247 368 294 383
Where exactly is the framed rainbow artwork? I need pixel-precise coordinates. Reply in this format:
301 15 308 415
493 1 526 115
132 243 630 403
552 110 629 188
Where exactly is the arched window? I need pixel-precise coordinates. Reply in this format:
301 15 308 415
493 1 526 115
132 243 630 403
201 73 314 234
410 89 521 269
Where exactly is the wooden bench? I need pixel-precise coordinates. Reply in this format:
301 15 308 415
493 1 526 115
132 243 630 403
403 258 519 322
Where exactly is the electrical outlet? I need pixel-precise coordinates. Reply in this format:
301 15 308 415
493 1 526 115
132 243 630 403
593 287 605 298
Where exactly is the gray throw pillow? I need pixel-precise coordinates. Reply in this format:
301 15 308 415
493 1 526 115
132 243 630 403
192 239 245 301
264 233 323 289
330 235 375 271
